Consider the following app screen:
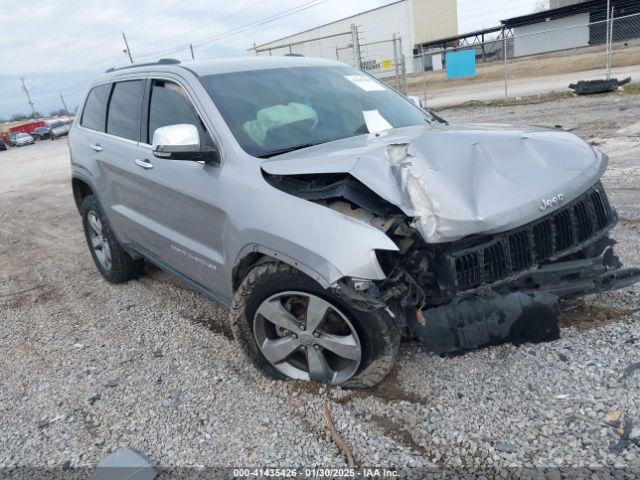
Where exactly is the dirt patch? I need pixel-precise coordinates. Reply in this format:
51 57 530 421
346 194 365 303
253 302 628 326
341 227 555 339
182 309 233 340
371 367 427 404
0 284 59 310
559 300 639 331
370 414 428 455
618 217 640 227
332 367 427 406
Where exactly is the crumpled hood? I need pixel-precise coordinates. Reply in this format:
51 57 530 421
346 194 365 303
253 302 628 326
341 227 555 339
261 123 607 243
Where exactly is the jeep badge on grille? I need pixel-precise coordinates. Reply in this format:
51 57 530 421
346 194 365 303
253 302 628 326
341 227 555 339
540 193 565 212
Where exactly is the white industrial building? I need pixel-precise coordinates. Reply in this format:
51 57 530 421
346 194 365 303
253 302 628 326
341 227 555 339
511 12 590 57
502 0 640 58
249 0 458 75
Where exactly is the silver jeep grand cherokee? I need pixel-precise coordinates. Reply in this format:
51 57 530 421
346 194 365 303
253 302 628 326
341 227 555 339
70 56 640 388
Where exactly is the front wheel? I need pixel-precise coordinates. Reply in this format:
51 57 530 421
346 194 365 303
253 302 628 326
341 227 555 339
230 262 401 388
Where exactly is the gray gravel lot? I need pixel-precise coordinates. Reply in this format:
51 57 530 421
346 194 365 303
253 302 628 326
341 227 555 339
1 92 639 475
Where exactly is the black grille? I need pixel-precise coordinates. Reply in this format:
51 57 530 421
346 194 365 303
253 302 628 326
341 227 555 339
533 220 552 259
450 182 614 291
554 209 573 251
574 202 593 241
455 253 481 289
591 189 610 229
483 242 507 283
508 230 533 271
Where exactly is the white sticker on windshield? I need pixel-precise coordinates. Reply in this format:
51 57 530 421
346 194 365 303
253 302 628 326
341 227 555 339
363 110 392 133
345 75 386 92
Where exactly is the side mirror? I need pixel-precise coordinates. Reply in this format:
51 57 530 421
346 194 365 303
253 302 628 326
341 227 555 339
152 124 220 165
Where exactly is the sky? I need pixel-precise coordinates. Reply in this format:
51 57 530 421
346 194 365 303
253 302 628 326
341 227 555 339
0 0 546 118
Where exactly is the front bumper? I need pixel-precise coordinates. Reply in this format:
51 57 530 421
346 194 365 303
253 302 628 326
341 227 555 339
408 247 640 354
521 250 640 298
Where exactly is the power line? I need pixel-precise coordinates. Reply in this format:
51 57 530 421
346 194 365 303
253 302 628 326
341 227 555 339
144 0 271 47
134 0 329 61
194 0 330 48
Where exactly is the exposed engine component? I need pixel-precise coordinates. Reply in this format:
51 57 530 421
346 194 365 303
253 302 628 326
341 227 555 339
262 171 402 218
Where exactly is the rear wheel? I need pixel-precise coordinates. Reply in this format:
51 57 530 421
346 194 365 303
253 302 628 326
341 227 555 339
80 195 143 283
230 262 400 388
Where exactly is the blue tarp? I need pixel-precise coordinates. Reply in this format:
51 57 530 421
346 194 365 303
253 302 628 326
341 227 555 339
445 50 476 79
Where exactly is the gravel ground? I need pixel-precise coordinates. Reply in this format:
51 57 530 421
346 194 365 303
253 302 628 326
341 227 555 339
1 92 639 476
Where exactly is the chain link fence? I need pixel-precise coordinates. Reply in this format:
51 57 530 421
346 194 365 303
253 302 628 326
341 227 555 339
251 25 410 94
253 30 357 65
251 11 640 108
405 11 640 107
358 34 407 92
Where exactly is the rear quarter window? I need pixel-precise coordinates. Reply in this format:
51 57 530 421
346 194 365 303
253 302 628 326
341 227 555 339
80 84 111 132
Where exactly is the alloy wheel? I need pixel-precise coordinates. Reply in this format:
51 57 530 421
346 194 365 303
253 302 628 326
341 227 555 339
87 211 112 271
253 291 362 385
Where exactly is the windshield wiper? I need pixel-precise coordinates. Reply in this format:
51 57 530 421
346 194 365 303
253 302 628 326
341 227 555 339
257 143 320 159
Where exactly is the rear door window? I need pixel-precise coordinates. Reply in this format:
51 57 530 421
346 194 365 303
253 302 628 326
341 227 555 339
80 84 111 132
106 80 145 141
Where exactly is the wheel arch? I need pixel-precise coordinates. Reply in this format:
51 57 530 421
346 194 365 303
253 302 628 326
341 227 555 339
231 246 327 294
230 234 393 298
71 173 97 213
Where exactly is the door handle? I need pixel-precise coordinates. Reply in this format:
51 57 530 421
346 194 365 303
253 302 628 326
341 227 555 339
89 143 103 152
135 158 154 170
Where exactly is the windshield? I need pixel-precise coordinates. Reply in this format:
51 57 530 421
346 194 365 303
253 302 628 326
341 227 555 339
16 133 29 138
199 65 438 158
50 121 64 128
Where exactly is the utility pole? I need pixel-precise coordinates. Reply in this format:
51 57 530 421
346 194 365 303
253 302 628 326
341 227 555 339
189 43 195 60
122 32 134 64
503 28 508 99
59 93 69 114
351 24 362 69
607 6 615 80
605 0 611 79
20 77 36 118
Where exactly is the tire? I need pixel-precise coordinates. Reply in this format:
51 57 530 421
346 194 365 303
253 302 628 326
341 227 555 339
230 262 401 388
80 195 143 283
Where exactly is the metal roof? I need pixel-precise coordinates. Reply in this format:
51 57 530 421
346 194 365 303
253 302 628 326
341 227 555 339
418 26 504 49
500 0 640 27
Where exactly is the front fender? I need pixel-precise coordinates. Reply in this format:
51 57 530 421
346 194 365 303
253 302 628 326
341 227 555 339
230 216 398 291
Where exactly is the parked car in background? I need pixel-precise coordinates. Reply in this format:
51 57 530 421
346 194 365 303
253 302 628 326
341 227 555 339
50 121 70 139
0 138 6 151
7 132 19 147
32 126 51 140
14 132 34 146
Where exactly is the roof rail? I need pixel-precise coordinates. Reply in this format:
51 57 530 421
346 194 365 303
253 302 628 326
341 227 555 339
105 58 181 74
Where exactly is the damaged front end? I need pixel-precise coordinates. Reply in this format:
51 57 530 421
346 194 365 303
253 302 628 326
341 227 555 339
377 179 639 353
262 128 640 354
